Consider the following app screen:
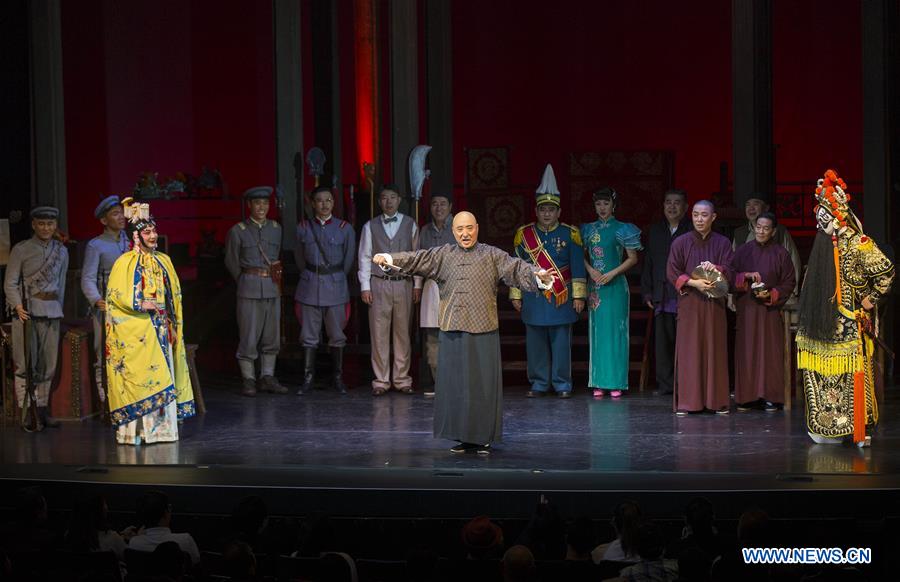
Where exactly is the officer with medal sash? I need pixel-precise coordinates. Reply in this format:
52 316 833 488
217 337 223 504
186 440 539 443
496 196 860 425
510 164 587 398
224 186 287 397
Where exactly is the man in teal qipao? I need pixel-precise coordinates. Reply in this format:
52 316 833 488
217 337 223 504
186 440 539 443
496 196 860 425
510 164 587 398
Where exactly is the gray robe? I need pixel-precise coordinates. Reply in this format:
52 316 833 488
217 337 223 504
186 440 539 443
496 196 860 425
390 243 541 444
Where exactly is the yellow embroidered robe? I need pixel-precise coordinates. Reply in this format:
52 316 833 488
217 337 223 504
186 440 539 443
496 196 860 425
105 249 195 425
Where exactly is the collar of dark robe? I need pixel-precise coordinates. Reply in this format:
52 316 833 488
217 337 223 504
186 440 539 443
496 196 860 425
691 229 714 241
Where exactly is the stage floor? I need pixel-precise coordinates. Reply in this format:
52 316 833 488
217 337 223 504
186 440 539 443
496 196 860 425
3 379 899 475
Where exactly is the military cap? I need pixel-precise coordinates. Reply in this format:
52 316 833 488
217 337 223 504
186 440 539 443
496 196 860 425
30 206 59 220
94 195 122 219
243 186 273 200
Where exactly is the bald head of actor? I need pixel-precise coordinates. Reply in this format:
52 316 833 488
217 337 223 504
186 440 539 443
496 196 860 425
452 211 479 249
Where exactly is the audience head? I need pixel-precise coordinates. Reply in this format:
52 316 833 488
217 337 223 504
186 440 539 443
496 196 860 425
684 496 716 538
231 495 268 541
461 515 504 559
66 495 110 552
737 508 770 548
501 544 536 582
14 486 48 526
612 500 643 557
632 519 665 561
223 540 256 581
137 490 171 529
566 516 596 558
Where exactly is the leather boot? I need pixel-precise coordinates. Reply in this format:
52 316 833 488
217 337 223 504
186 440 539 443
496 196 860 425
38 406 60 428
331 347 347 394
297 347 316 395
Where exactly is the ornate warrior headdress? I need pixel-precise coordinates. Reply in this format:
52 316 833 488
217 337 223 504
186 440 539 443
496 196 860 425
813 169 862 236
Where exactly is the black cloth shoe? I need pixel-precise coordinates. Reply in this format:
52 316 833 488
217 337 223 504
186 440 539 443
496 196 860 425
258 375 288 394
450 442 478 454
557 391 572 399
476 444 491 455
241 378 257 397
526 390 545 398
297 347 316 395
764 401 781 412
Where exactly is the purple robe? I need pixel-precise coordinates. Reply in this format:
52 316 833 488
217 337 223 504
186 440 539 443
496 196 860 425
666 230 734 412
732 240 796 405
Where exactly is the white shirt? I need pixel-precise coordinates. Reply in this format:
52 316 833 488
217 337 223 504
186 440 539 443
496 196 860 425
357 213 421 292
128 526 201 564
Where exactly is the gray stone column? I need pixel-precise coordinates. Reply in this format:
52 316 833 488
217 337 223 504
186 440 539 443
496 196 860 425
274 0 303 248
28 0 68 229
732 0 774 206
861 0 898 245
425 0 452 198
390 0 419 211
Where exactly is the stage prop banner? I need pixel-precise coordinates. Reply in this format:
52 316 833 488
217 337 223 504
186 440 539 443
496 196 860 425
567 151 674 230
466 147 524 251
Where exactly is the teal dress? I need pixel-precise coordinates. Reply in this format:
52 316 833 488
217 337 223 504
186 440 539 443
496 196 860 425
581 218 643 390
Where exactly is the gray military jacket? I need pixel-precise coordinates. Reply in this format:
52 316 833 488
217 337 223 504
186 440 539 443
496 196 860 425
81 231 129 305
225 219 282 299
294 216 356 307
4 236 69 318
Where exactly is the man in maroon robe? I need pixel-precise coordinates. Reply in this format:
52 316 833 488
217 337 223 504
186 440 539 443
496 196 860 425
732 212 796 411
666 200 734 415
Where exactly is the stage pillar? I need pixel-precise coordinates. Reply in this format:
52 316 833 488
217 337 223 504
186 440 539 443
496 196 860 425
274 0 303 248
28 0 68 230
732 0 774 206
425 0 453 198
389 0 419 204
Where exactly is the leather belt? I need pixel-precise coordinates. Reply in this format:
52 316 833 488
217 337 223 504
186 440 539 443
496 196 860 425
373 274 406 282
305 264 343 275
242 268 270 277
32 291 58 300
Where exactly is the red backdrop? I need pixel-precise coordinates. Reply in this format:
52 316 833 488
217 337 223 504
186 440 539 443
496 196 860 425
450 0 863 227
60 1 863 244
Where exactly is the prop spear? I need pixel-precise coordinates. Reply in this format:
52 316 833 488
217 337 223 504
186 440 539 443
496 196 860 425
408 145 432 224
363 162 376 219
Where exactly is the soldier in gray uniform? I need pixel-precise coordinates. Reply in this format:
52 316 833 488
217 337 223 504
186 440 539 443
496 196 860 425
294 185 356 394
225 186 287 397
80 195 129 404
4 206 69 430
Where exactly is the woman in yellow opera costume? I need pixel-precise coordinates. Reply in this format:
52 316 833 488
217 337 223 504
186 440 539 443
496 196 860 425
797 170 893 447
105 198 194 445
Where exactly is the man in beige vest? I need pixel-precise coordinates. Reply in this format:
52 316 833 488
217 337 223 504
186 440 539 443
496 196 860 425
358 185 421 395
